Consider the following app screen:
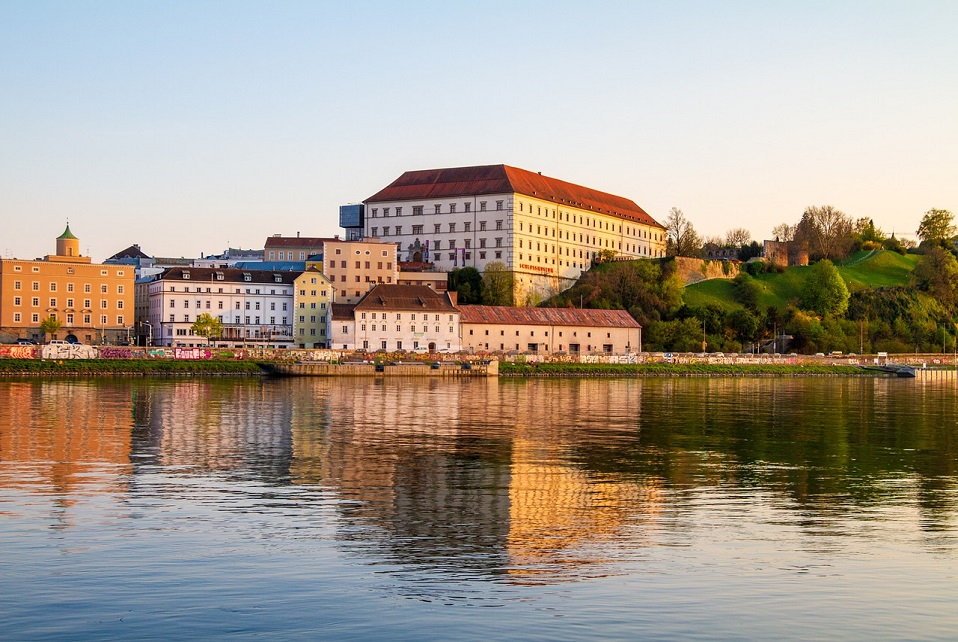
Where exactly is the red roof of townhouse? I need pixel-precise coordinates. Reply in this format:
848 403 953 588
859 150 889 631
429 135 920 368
458 305 641 328
365 164 662 228
354 284 457 313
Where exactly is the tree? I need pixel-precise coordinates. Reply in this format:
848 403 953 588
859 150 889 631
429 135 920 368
733 273 763 310
795 205 854 260
801 259 850 317
448 267 483 304
664 207 702 257
725 228 752 247
771 223 796 242
916 208 955 243
191 313 223 346
481 261 514 306
911 245 958 308
39 316 62 341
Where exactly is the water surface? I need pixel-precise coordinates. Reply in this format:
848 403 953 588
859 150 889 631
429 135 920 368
1 376 956 639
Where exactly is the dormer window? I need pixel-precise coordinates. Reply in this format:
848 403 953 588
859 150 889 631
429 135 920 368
183 271 191 279
273 274 282 283
215 272 225 281
243 273 252 282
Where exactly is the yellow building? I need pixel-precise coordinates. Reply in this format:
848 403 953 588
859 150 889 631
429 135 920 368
0 225 134 344
293 267 333 348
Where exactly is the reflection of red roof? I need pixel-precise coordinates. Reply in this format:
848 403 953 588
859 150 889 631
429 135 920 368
458 305 641 328
366 164 662 228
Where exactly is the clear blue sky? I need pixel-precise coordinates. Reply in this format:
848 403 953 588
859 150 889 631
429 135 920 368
2 1 955 260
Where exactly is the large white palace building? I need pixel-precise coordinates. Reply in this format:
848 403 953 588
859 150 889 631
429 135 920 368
363 164 666 303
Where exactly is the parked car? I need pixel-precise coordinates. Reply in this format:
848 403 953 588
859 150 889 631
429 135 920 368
16 338 37 345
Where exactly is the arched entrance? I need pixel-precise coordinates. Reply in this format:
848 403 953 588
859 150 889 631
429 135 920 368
65 333 79 344
428 342 437 353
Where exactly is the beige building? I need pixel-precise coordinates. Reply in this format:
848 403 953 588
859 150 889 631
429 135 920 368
293 268 333 348
0 225 134 344
330 284 460 353
322 238 398 304
264 234 327 262
458 305 641 355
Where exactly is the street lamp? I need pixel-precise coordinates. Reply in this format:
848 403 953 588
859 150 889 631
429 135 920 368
144 321 152 347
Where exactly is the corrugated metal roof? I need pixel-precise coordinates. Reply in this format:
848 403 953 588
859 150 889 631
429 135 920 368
458 305 641 328
354 284 457 313
365 164 663 228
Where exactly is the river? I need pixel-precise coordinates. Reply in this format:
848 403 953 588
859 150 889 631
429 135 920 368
1 376 956 640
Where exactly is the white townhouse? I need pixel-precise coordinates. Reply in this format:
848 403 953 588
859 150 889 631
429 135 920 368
363 164 667 304
146 267 298 348
330 284 461 353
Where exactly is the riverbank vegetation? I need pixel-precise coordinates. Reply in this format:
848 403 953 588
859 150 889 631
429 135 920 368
0 359 264 375
536 208 958 356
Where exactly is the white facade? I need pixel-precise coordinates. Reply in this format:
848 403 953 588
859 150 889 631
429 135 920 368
330 285 461 353
146 267 298 348
364 165 667 305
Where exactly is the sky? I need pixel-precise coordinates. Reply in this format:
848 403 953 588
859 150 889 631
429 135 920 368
1 0 956 261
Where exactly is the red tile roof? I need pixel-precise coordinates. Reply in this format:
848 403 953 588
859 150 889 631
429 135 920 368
458 305 641 328
331 303 356 320
354 284 457 313
365 164 663 228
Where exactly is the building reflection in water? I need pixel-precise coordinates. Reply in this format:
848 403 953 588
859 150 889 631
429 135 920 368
0 380 134 527
1 376 955 583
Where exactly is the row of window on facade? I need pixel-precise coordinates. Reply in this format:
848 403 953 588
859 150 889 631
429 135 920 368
350 340 453 352
12 312 122 326
163 286 289 295
373 222 504 237
12 296 122 309
517 202 664 241
359 324 454 334
472 342 613 353
467 328 609 338
266 251 309 261
166 314 289 325
9 265 123 276
165 299 290 311
370 201 505 218
13 281 124 294
327 260 393 269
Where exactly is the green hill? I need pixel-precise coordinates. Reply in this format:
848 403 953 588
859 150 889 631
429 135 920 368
684 250 918 311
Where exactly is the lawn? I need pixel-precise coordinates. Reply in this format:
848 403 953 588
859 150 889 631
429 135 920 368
683 250 918 311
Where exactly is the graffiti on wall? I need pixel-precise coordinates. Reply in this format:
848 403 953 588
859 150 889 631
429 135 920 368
174 347 212 360
41 343 98 359
0 346 38 359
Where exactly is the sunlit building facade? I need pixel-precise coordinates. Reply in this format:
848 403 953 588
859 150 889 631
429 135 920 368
0 225 134 344
364 164 666 304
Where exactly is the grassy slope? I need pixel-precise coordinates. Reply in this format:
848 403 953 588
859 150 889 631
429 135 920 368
683 250 918 312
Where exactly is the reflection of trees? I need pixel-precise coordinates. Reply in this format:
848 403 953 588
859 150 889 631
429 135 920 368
567 378 958 535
